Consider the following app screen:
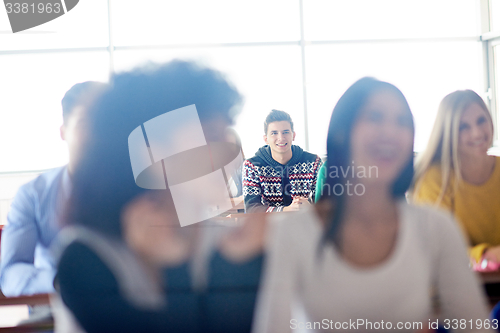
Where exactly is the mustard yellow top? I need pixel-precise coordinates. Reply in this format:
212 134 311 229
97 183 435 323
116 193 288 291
413 156 500 262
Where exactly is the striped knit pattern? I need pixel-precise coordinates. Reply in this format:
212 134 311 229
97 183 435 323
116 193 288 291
243 145 322 213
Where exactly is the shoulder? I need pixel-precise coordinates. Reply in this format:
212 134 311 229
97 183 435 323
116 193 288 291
58 241 117 290
299 150 321 163
245 155 265 167
492 156 500 179
417 164 444 185
404 202 454 223
402 202 472 269
57 241 121 330
9 166 66 211
316 160 327 175
16 166 66 197
243 159 259 173
413 164 449 203
59 241 105 270
402 202 460 240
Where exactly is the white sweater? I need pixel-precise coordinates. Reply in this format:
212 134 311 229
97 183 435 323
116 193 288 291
253 201 491 332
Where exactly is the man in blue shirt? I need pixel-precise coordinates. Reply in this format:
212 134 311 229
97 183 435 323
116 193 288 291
0 81 105 296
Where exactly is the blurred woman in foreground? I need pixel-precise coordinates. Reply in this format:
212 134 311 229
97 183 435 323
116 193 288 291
413 90 500 265
56 60 248 332
253 78 489 332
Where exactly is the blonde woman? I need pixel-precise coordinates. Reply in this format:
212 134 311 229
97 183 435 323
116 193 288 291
413 90 500 264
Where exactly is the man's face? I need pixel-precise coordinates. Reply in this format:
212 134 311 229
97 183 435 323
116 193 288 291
60 106 88 170
264 121 295 155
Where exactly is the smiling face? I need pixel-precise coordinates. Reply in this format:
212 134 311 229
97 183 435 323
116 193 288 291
263 120 296 157
350 90 414 186
457 103 493 160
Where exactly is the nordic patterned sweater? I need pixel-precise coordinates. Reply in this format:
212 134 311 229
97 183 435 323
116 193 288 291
242 145 322 213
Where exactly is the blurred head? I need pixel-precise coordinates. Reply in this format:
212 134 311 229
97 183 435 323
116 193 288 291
61 81 106 125
66 60 243 238
350 89 414 185
60 81 107 172
324 77 414 197
322 77 414 242
414 90 492 191
263 110 296 156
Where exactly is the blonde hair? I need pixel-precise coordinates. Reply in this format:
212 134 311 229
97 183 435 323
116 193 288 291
413 90 492 204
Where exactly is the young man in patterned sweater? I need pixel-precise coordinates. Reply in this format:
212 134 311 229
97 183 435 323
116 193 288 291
242 110 323 213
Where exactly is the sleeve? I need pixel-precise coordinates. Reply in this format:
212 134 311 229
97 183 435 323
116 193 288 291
243 160 279 213
431 212 491 332
58 242 199 333
314 159 327 203
0 185 55 296
252 220 296 333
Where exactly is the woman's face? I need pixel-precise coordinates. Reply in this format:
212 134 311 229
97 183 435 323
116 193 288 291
350 90 413 186
457 103 492 160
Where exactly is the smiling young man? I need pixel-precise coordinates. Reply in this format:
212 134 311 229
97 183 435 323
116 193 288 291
242 110 322 213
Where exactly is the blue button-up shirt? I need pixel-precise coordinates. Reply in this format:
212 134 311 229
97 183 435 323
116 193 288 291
0 166 69 296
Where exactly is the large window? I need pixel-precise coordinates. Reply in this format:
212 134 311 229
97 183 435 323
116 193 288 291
0 0 493 173
305 41 483 153
495 45 500 117
491 0 500 32
113 46 305 156
0 52 110 172
111 0 300 46
303 0 478 40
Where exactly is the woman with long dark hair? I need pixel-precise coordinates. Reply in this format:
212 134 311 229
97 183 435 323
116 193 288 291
253 78 489 332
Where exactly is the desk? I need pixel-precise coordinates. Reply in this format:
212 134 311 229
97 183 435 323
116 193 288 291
0 294 50 307
479 271 500 306
0 324 53 332
0 294 53 332
225 199 245 215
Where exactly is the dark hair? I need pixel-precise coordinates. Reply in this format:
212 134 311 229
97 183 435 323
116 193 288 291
322 77 414 245
264 109 294 134
66 60 243 238
61 81 106 124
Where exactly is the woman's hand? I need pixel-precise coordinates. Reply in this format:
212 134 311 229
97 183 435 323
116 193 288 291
483 246 500 262
283 196 310 212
